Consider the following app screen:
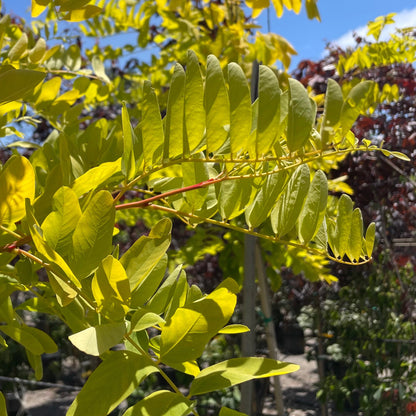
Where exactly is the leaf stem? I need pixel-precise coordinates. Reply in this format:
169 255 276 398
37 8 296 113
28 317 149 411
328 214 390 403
124 335 182 395
115 175 226 211
117 145 378 200
146 204 372 266
0 225 23 239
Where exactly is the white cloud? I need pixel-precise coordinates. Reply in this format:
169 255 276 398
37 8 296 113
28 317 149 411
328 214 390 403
331 7 416 50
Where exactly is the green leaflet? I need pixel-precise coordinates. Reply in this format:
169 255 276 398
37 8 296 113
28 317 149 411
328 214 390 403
334 194 353 259
60 299 90 333
182 156 209 212
122 390 193 416
0 274 26 300
218 324 250 334
69 322 126 356
0 155 35 225
0 69 46 104
326 218 337 257
313 217 328 250
26 201 81 304
121 103 136 180
91 255 130 320
205 55 230 155
245 171 288 229
63 6 102 22
165 63 185 160
305 0 320 19
69 191 115 279
348 208 364 262
125 330 149 356
164 269 188 321
33 165 63 223
58 134 72 186
142 80 164 167
340 81 373 134
0 325 45 355
71 158 122 197
8 33 28 61
35 76 61 108
27 350 43 380
23 326 58 354
286 78 315 152
0 296 15 324
256 65 280 157
216 277 240 295
66 351 158 416
192 172 219 221
145 265 182 315
130 308 165 332
0 392 7 416
271 164 310 237
189 357 299 396
228 62 252 157
297 170 327 244
130 255 167 309
82 119 105 166
120 218 171 292
42 186 82 258
160 281 237 365
218 176 254 221
63 44 81 71
0 325 57 370
184 50 205 154
320 78 343 148
186 284 204 304
17 296 55 316
380 148 410 161
59 0 95 12
92 55 111 83
365 222 376 258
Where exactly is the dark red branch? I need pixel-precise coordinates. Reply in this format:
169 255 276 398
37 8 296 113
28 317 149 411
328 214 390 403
115 176 224 210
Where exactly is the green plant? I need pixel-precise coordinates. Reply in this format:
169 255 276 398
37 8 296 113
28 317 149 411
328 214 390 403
306 263 416 415
0 2 413 415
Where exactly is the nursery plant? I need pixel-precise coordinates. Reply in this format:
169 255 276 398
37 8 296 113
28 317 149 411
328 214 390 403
291 17 416 415
306 262 416 415
0 1 413 415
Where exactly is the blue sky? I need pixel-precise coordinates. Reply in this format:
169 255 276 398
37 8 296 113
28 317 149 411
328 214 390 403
3 0 416 70
259 0 416 68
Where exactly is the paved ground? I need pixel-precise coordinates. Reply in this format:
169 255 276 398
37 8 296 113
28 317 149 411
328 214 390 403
264 351 358 416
